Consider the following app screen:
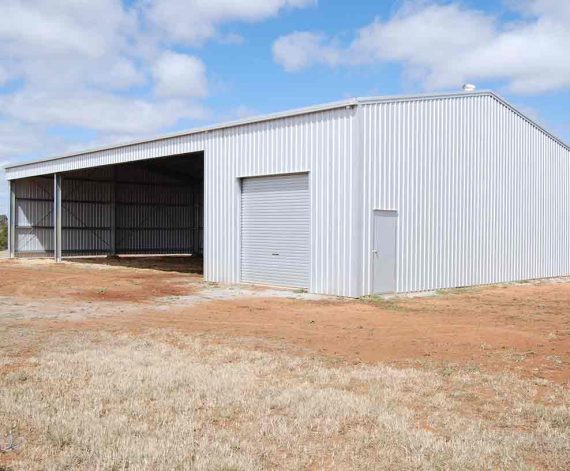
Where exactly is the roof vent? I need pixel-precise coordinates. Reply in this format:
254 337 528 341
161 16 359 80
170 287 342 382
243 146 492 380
462 83 476 92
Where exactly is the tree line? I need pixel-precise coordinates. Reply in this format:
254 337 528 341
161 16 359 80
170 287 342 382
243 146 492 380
0 215 7 250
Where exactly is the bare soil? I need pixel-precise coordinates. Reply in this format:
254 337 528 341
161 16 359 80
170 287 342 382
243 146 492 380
2 257 569 384
2 257 570 469
0 256 200 302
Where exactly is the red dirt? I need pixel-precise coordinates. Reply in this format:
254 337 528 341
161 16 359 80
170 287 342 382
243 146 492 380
1 257 199 302
85 292 570 383
3 258 570 384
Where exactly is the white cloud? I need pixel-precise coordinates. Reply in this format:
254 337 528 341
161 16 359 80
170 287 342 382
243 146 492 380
0 0 135 59
152 51 208 98
511 0 570 20
273 32 341 72
0 0 142 90
0 0 314 172
0 90 209 134
141 0 316 45
0 121 59 160
0 0 316 213
0 0 317 170
219 33 246 45
273 0 570 94
0 65 8 86
0 0 158 136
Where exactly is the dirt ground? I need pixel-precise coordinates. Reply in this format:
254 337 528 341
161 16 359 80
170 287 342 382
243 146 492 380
1 256 569 384
1 257 570 470
0 256 202 303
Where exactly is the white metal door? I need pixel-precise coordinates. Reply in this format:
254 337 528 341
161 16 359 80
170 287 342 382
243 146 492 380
241 173 310 288
373 210 398 293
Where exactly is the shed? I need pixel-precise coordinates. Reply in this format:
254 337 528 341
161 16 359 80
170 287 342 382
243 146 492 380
6 90 570 297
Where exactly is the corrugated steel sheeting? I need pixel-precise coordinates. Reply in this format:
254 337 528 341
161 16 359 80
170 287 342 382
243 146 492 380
6 91 570 296
8 106 357 295
61 169 113 255
360 94 570 294
13 177 54 255
204 108 358 296
4 100 357 180
114 166 202 255
61 164 202 256
13 164 204 257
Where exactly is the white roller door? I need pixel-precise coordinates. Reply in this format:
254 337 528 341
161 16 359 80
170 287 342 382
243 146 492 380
241 173 310 288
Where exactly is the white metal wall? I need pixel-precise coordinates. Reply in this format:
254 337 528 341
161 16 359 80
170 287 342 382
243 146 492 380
4 135 208 180
7 107 359 296
62 168 113 255
113 165 201 255
13 177 54 255
12 167 203 257
61 165 203 256
205 108 359 296
10 92 569 296
360 94 570 294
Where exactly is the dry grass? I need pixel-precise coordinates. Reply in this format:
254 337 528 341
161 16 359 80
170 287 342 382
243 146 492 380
1 328 569 470
1 258 570 469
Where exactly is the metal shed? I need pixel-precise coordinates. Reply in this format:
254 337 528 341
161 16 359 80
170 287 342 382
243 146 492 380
5 90 570 297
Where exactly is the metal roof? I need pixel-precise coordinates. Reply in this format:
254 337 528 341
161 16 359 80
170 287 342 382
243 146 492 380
5 90 570 176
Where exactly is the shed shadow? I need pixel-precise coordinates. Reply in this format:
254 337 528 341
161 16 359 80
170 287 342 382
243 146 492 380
65 255 203 275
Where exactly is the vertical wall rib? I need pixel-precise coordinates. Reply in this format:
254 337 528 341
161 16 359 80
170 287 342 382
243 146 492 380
361 95 570 294
203 107 357 296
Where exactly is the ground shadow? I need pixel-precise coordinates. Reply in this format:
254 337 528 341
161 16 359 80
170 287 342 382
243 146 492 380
65 255 203 275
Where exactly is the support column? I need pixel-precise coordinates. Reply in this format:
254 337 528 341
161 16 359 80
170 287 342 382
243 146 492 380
54 173 62 262
8 180 16 258
109 167 116 256
192 186 198 254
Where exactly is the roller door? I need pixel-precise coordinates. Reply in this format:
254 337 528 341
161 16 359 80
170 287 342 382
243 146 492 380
241 173 310 288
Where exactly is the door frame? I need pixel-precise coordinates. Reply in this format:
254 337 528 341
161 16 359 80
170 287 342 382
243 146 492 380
372 209 398 294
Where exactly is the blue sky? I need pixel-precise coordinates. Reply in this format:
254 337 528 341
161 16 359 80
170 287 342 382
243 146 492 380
1 0 570 214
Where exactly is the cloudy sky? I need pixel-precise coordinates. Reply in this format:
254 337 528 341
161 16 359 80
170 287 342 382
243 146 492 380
2 0 570 213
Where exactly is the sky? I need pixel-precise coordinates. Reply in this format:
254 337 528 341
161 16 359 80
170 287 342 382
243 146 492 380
1 0 570 214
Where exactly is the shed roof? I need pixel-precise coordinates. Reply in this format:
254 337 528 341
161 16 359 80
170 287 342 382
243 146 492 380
5 90 569 179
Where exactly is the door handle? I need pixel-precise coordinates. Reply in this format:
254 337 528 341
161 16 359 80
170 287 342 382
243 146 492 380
372 250 378 255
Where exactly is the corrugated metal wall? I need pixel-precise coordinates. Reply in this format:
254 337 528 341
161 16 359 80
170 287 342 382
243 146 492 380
11 92 569 296
13 164 204 258
13 176 54 255
114 165 202 255
8 107 359 296
6 135 208 180
204 108 359 296
62 164 203 256
62 167 113 255
360 94 570 294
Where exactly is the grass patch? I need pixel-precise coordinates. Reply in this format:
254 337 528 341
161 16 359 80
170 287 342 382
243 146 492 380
434 286 477 296
359 295 406 311
1 330 569 470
